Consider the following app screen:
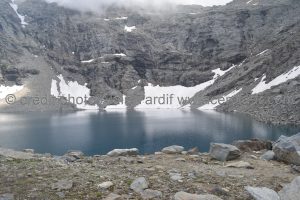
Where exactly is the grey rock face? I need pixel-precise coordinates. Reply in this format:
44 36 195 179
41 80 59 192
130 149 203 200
107 148 139 157
174 192 223 200
209 143 241 161
162 145 184 154
0 0 299 124
260 151 275 161
279 176 300 200
232 139 272 152
245 186 280 200
273 133 300 165
130 177 149 193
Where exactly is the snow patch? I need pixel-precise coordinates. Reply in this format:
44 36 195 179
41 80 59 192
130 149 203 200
124 25 136 32
113 53 126 57
115 17 128 20
135 66 236 109
256 49 269 56
198 88 242 110
252 65 300 94
105 95 127 110
50 75 99 110
9 0 28 27
0 85 24 99
81 59 95 63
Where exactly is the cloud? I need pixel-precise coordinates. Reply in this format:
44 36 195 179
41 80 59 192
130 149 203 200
45 0 233 13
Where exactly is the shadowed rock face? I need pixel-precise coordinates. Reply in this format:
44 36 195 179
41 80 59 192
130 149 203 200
0 0 299 124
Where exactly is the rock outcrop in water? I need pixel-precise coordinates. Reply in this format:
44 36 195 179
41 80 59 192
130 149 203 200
0 0 299 124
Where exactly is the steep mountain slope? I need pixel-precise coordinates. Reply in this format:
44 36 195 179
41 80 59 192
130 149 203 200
0 0 299 124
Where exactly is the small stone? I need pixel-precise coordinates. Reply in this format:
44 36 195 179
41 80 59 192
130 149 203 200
162 145 184 154
170 173 183 182
154 152 163 155
225 161 254 169
107 148 139 157
245 186 279 200
174 192 223 200
51 180 73 191
98 181 114 190
209 143 241 161
188 171 197 179
0 193 14 200
260 151 275 161
250 155 258 159
189 155 200 159
130 177 148 193
278 176 300 200
210 186 229 196
175 158 186 162
140 189 162 199
66 150 84 159
181 151 188 155
103 193 122 200
187 147 199 155
23 149 34 153
155 165 165 170
56 192 65 199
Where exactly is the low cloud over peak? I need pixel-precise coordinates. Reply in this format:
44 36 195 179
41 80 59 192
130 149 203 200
45 0 233 13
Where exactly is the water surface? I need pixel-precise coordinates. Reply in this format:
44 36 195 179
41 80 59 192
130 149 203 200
0 110 299 155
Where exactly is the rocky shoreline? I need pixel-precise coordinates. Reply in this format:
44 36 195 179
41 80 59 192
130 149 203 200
1 133 300 200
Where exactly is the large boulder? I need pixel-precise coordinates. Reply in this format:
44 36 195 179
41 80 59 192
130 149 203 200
174 192 222 200
130 177 149 193
162 145 184 154
107 148 139 157
209 143 241 161
140 189 162 199
260 151 275 161
0 148 35 160
245 186 280 200
273 133 300 165
232 139 272 152
278 176 300 200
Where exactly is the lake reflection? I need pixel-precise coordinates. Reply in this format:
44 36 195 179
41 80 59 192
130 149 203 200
0 110 299 155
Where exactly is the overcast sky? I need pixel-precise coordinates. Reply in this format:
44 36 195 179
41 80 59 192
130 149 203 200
45 0 234 13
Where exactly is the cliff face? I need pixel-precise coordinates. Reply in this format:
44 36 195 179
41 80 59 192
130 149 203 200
0 0 299 124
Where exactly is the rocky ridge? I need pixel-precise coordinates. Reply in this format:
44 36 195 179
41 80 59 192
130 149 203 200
0 0 299 124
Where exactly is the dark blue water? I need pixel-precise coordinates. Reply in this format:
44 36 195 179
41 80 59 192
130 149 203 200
0 110 299 155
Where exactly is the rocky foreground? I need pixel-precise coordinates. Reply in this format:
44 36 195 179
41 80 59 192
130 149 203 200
1 133 300 200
